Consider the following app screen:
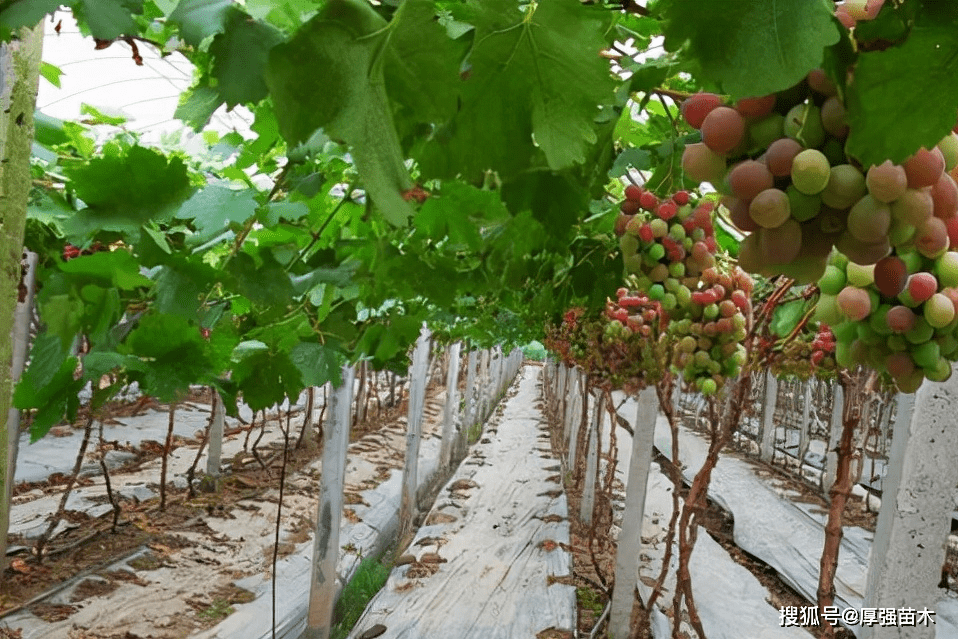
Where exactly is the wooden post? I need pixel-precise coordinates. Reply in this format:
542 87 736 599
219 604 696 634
206 390 225 478
822 383 844 493
303 364 355 639
580 390 604 525
860 388 958 639
439 342 462 470
399 326 431 540
759 370 778 462
609 386 658 639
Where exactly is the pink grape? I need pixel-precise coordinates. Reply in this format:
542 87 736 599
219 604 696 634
701 107 746 154
907 272 938 303
682 93 723 129
866 161 908 203
727 197 759 232
885 352 915 378
728 160 774 201
736 95 776 118
807 69 837 96
886 305 917 333
820 96 848 138
837 286 872 321
914 217 950 258
931 172 958 220
759 218 803 263
766 138 804 177
902 147 946 188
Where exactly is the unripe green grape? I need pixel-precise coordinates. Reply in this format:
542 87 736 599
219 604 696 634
662 293 678 310
791 149 831 195
846 262 876 287
650 218 669 238
924 293 955 328
937 133 958 173
648 243 666 261
620 234 639 256
748 113 785 149
888 219 916 246
703 303 720 320
650 263 669 282
818 265 847 295
669 223 687 241
814 294 843 325
896 369 925 393
887 334 909 352
936 252 958 287
624 254 642 274
676 285 692 306
665 277 681 292
787 186 821 223
905 317 935 344
869 305 892 335
649 284 665 300
821 165 867 210
912 340 941 370
784 102 826 148
669 261 686 278
924 357 952 382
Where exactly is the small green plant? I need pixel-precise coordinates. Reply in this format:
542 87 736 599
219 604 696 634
577 586 605 617
466 420 483 444
330 553 392 639
198 598 234 623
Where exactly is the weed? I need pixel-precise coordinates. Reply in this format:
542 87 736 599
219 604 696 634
577 586 604 617
466 421 483 444
330 554 392 639
198 598 234 622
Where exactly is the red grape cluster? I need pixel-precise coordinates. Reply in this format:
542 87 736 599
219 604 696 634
810 323 836 368
615 184 719 311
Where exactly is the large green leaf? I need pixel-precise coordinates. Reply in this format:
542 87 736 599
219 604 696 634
845 3 958 166
123 313 216 401
210 9 284 108
289 341 342 387
267 0 448 226
178 183 258 242
659 0 840 99
169 0 234 46
420 0 615 180
73 0 145 39
232 346 304 411
62 145 193 236
0 0 66 35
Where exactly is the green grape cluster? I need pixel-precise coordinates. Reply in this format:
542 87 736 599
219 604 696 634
815 249 958 392
680 69 958 285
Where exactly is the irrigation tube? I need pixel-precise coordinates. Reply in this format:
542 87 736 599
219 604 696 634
588 602 611 639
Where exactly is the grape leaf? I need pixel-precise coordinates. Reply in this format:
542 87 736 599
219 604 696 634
210 9 283 108
226 251 295 307
73 0 144 40
420 0 615 180
175 83 222 131
658 0 840 99
266 0 419 226
232 346 303 411
154 261 216 317
123 314 216 401
0 0 71 35
178 184 258 242
62 146 193 236
845 3 958 166
169 0 234 46
289 342 342 387
771 299 807 338
58 250 153 290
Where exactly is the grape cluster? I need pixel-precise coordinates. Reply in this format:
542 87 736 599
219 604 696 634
604 286 663 340
615 184 719 310
680 70 958 285
815 249 958 391
668 265 753 395
834 0 886 28
810 323 836 369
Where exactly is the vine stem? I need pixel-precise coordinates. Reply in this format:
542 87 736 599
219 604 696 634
98 420 121 532
35 413 94 562
160 401 176 511
271 406 292 639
